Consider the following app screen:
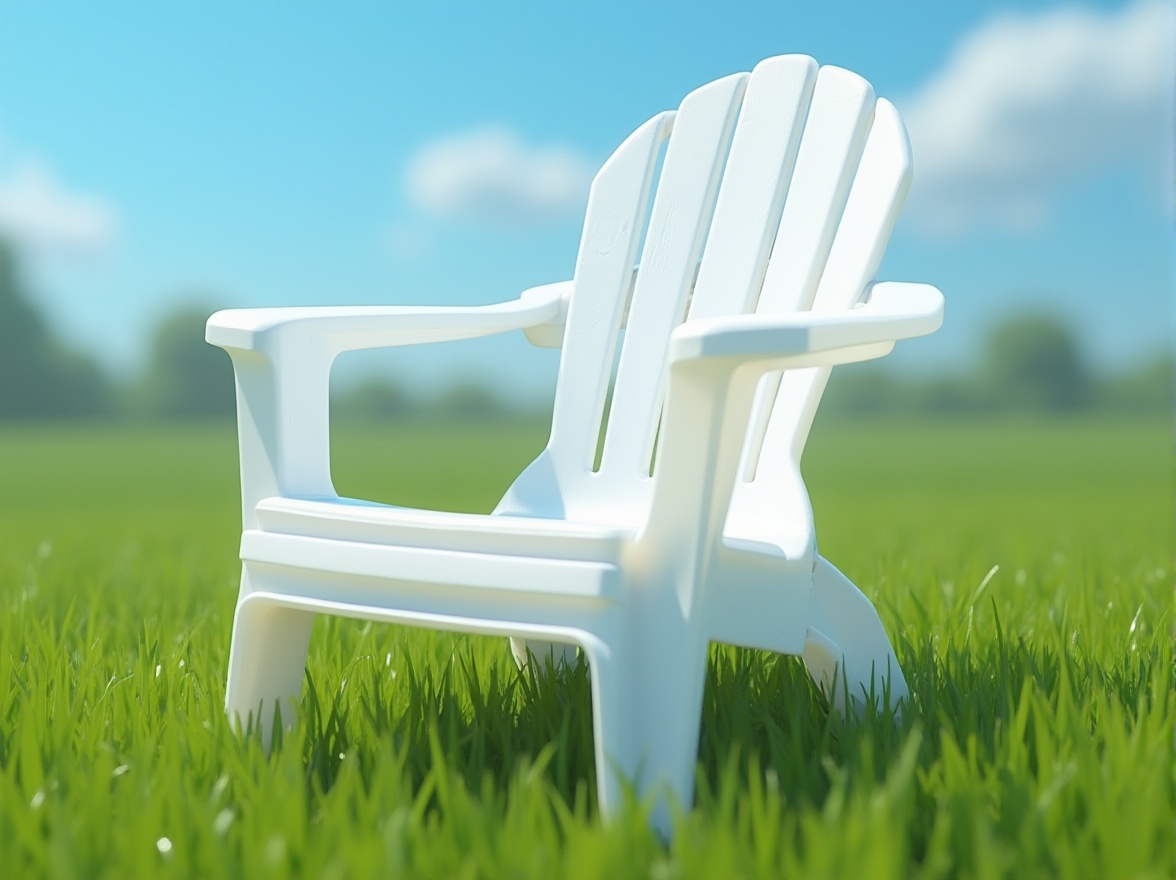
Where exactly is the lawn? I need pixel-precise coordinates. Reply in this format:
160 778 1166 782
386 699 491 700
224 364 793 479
0 415 1171 878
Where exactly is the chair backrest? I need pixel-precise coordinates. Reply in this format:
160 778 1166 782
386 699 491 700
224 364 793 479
508 56 912 529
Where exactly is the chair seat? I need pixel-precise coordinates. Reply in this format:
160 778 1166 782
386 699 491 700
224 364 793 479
254 496 636 564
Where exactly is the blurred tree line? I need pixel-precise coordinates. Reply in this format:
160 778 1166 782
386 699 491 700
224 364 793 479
0 240 512 422
0 239 1170 422
823 312 1173 417
0 242 113 418
0 241 238 420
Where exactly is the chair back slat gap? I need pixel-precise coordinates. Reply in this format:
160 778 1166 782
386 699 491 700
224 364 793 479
735 66 876 483
547 112 674 485
599 73 749 480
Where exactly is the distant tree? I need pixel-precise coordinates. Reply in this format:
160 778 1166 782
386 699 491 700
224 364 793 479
983 313 1091 411
822 367 904 416
437 383 506 419
135 306 235 418
822 365 982 416
1096 353 1174 413
913 376 987 414
0 240 113 419
332 378 417 421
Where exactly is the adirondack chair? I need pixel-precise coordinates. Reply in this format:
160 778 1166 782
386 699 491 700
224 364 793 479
207 54 942 835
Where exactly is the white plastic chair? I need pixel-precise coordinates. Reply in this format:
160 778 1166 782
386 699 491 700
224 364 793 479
207 54 942 836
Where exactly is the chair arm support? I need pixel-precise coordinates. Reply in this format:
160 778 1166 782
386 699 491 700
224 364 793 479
206 283 567 528
641 282 942 609
520 281 573 348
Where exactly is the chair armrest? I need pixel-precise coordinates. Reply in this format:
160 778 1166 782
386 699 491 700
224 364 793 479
640 282 942 590
207 283 566 528
668 282 943 366
207 282 566 356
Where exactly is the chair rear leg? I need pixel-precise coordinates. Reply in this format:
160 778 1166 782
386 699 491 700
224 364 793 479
584 622 709 839
802 555 908 715
225 588 315 750
509 637 580 671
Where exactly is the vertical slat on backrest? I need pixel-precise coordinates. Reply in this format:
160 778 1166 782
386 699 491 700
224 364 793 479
735 66 876 481
547 112 673 482
757 67 876 314
809 100 910 312
754 98 913 486
687 56 818 323
598 73 748 477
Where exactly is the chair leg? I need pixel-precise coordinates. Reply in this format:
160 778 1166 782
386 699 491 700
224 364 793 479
802 555 908 715
509 637 580 671
225 588 316 750
585 622 709 839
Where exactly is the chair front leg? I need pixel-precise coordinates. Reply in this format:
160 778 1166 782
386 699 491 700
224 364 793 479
584 587 710 840
224 568 316 750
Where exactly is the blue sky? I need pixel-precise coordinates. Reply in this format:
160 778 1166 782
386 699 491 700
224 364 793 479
0 1 1170 402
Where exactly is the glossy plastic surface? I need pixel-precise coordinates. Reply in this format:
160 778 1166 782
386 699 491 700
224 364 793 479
207 54 943 838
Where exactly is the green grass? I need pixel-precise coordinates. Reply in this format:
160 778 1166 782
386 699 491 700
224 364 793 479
0 415 1171 878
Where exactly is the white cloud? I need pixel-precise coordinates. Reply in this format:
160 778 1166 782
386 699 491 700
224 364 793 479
0 162 117 257
404 127 595 225
901 0 1172 236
